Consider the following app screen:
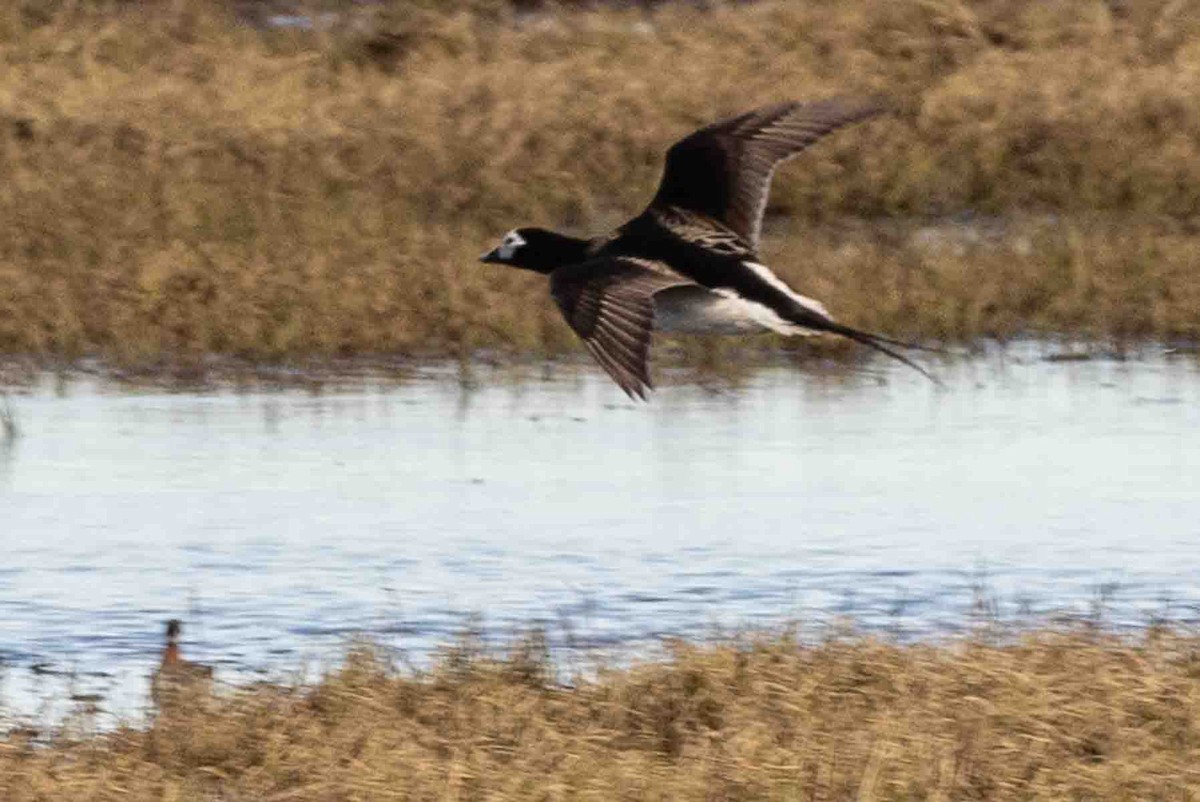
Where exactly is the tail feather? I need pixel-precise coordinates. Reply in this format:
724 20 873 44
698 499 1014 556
793 311 944 385
827 323 944 386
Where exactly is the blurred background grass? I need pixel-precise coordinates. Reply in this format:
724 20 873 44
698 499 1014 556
2 0 1200 368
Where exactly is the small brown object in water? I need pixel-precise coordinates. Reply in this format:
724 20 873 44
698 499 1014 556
151 619 213 709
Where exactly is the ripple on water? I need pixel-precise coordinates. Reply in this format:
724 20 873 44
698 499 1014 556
2 354 1200 720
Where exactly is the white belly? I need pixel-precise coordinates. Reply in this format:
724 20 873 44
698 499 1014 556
653 286 811 336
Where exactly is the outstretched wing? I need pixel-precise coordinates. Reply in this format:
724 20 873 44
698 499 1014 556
649 97 886 248
550 257 691 400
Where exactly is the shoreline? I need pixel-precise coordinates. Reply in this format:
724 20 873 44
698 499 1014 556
2 215 1199 368
0 338 1196 393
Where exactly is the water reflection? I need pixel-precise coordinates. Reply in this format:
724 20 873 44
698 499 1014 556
1 352 1199 722
0 438 15 490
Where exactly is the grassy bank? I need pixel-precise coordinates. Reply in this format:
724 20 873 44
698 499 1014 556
4 628 1200 800
2 1 1200 367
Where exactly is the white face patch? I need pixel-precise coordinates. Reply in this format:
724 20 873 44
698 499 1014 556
496 230 526 261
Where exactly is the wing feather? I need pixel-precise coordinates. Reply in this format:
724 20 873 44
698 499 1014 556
550 257 692 399
650 97 886 248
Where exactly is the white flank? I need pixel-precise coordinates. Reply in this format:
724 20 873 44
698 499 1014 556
653 261 832 337
654 287 811 336
710 289 805 335
742 261 831 319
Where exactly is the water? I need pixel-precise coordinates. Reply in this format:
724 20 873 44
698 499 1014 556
2 353 1199 724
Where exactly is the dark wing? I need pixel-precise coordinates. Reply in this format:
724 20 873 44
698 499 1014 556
649 97 886 248
550 257 691 400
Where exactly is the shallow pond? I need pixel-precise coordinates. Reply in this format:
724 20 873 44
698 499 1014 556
2 352 1199 724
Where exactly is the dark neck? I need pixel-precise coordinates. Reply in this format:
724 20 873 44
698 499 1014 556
525 231 591 274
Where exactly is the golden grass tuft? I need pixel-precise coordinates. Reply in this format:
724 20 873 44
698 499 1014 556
5 628 1200 800
3 1 1200 368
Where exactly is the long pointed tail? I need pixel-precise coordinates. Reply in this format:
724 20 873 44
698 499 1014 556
830 323 943 385
759 279 945 383
795 314 944 385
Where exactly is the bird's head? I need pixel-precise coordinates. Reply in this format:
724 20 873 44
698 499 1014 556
480 227 587 274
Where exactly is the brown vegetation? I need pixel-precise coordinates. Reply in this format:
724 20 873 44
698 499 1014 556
2 1 1200 369
4 627 1200 800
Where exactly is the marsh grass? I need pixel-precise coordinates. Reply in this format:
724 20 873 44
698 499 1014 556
3 1 1200 370
4 626 1200 800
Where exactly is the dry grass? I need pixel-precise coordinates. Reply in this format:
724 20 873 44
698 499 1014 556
3 1 1200 368
4 627 1200 800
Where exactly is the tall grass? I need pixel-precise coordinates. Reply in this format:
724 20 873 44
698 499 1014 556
2 1 1200 368
4 628 1200 800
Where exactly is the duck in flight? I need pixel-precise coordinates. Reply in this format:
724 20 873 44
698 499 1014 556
481 97 938 398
